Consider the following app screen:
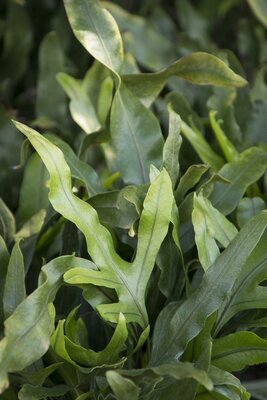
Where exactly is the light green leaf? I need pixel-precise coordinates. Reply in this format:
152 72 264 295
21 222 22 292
210 147 267 215
64 169 173 327
111 83 164 184
64 0 124 75
212 331 267 372
13 121 173 329
209 110 239 162
122 52 247 106
97 76 114 125
64 313 128 366
247 0 267 28
57 72 101 134
0 237 9 334
163 107 182 188
151 211 267 365
106 371 141 400
165 52 247 87
236 197 266 228
181 120 224 171
51 318 127 373
50 320 80 368
0 255 95 393
192 192 238 271
3 242 25 319
0 199 15 245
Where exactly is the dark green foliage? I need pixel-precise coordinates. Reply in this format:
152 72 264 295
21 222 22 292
0 1 267 399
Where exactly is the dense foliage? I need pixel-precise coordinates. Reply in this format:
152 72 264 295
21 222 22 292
0 0 267 399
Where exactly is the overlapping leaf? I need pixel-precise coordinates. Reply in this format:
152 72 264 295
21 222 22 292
14 121 173 329
209 147 267 214
215 232 267 334
192 192 238 271
151 211 267 365
0 255 95 393
212 331 267 372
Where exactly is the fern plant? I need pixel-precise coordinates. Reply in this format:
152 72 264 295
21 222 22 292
0 1 267 399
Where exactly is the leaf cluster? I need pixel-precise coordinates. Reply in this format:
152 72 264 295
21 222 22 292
0 1 267 399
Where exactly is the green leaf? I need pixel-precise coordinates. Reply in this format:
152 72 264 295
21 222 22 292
104 1 176 71
98 76 114 125
236 197 266 228
0 199 15 245
247 0 267 28
36 32 67 126
13 121 173 328
251 65 267 102
181 120 224 171
167 52 247 87
106 371 141 400
51 318 127 373
207 366 250 400
175 164 209 204
50 320 81 368
18 384 70 400
209 110 239 163
0 255 95 393
64 169 173 327
45 134 102 197
64 0 124 75
0 237 9 334
157 202 185 300
192 192 238 271
3 242 25 319
163 107 182 188
64 313 128 366
151 211 267 365
212 331 267 372
117 362 213 391
19 363 63 386
111 83 164 184
88 189 139 230
122 52 247 106
15 210 46 243
17 153 49 224
214 232 267 334
209 147 267 215
152 362 213 390
57 72 101 134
